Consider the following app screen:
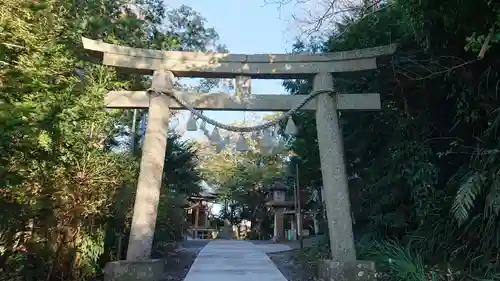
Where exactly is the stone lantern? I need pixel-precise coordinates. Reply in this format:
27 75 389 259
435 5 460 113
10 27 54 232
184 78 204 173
266 176 294 242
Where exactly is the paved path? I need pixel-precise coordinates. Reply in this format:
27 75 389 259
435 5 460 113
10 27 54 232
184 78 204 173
183 240 288 281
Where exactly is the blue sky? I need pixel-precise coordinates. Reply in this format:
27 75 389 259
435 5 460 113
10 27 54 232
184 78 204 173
165 0 299 141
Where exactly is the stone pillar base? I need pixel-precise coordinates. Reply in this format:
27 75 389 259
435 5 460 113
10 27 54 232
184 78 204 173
318 260 376 281
104 259 164 281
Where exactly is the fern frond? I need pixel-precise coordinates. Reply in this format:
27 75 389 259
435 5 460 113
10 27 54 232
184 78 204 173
451 172 484 225
485 174 500 218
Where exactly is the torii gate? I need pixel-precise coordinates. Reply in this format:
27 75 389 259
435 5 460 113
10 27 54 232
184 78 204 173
82 37 396 280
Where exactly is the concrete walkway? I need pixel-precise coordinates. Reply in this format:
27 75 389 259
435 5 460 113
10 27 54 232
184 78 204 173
183 240 288 281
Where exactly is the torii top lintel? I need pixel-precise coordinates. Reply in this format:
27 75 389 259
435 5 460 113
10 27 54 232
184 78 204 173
82 37 396 79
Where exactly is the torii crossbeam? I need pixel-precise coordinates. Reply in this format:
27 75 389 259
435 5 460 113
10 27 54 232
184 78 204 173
82 37 396 281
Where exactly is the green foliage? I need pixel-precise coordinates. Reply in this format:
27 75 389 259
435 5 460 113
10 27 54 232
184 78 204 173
200 143 284 239
451 172 484 225
79 231 105 276
0 0 219 280
283 0 500 279
361 240 427 281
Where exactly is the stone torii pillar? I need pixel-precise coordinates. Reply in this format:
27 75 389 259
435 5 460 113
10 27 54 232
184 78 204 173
126 70 173 261
314 73 370 280
315 72 355 261
81 37 396 281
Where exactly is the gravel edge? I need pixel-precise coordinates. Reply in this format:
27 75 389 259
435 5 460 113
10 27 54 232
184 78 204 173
161 240 321 281
268 249 318 281
161 241 208 281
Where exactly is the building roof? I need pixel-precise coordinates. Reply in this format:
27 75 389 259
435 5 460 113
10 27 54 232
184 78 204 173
188 180 219 200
